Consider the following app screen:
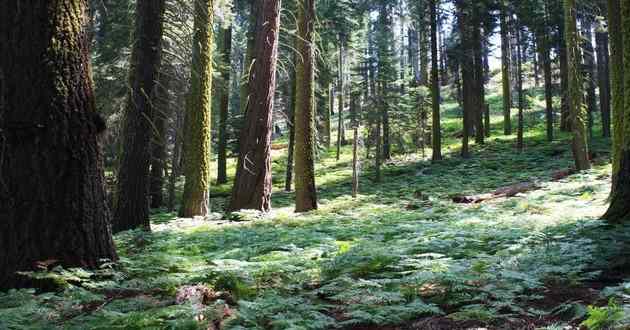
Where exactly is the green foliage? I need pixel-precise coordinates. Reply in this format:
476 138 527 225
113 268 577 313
581 299 626 330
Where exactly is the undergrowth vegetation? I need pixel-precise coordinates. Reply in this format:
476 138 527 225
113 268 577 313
2 93 630 330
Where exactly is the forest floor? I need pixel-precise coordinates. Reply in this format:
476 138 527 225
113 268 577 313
3 89 630 330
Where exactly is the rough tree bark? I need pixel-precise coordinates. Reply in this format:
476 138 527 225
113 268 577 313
180 0 213 217
608 0 624 189
285 63 297 192
294 0 318 212
115 0 166 231
217 26 232 185
0 0 118 289
564 0 591 171
604 0 630 222
228 0 281 212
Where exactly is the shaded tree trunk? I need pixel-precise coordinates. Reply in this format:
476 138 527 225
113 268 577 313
180 0 213 217
228 0 281 212
285 65 296 192
604 0 630 222
294 0 318 212
565 0 591 171
596 25 611 138
559 21 571 132
0 0 117 289
115 0 166 231
217 27 232 185
609 0 624 189
167 104 184 211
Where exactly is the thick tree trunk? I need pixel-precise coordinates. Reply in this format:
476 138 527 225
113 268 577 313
430 0 442 161
608 0 624 189
596 27 611 138
294 0 318 212
149 68 171 209
604 0 630 222
180 0 213 217
500 1 512 136
0 0 117 289
228 0 281 212
565 0 591 171
115 0 166 231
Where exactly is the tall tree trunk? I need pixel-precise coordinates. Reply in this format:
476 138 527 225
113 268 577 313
581 15 597 146
559 21 571 132
609 0 625 189
0 0 117 289
217 27 232 185
472 11 485 144
604 0 630 222
180 0 213 217
294 0 318 212
115 0 166 231
229 0 281 212
516 25 525 152
285 63 297 192
500 1 512 136
457 2 472 158
565 0 591 171
596 24 611 138
336 39 346 161
149 67 171 208
239 0 258 115
430 0 442 161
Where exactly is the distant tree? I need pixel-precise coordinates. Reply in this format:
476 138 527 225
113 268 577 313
115 0 166 231
294 0 319 212
500 0 512 136
217 26 233 185
229 0 281 212
564 0 591 171
0 0 117 289
430 0 442 161
595 18 611 139
180 0 214 217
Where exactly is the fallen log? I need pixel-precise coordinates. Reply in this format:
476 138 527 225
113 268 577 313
452 182 540 204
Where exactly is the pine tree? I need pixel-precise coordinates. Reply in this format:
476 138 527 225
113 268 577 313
0 0 117 289
604 0 630 222
564 0 591 171
217 26 232 185
609 0 624 188
180 0 213 217
294 0 318 212
430 0 442 161
228 0 281 212
115 0 166 231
